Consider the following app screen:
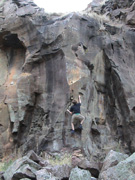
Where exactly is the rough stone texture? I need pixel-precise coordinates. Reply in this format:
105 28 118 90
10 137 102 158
99 152 135 180
45 164 72 179
3 156 41 180
78 159 100 178
71 149 99 178
1 149 99 180
86 0 135 23
100 0 134 20
100 150 129 172
0 0 135 170
126 10 135 25
27 150 49 166
2 151 72 180
69 167 91 180
91 177 98 180
36 169 58 180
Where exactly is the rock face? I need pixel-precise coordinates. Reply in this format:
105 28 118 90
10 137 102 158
0 0 135 167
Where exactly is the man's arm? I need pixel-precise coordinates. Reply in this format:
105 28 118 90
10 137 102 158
78 95 81 104
67 109 72 115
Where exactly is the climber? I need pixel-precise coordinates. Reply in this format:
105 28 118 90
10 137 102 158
67 95 85 134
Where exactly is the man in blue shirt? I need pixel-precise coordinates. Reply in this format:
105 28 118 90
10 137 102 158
67 95 85 134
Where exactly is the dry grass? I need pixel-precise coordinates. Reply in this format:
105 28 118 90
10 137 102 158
0 151 21 172
48 153 72 166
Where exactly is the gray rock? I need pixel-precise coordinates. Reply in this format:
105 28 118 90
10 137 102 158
78 159 99 178
101 150 129 172
69 167 91 180
16 5 37 17
27 150 49 167
99 152 135 180
91 177 97 180
126 11 135 25
36 169 58 180
3 156 41 180
45 164 72 179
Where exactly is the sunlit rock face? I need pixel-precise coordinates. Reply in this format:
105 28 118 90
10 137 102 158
0 0 135 162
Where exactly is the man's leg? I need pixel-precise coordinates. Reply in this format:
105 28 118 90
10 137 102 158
71 114 76 133
78 114 85 129
71 122 75 130
80 117 84 125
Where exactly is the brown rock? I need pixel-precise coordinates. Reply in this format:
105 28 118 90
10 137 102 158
71 155 82 167
78 159 100 178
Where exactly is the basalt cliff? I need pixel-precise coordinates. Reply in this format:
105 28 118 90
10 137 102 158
0 0 135 174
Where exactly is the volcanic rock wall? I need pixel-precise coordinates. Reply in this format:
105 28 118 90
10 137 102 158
0 0 135 163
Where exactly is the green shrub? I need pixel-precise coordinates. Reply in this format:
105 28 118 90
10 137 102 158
0 0 5 7
0 159 14 172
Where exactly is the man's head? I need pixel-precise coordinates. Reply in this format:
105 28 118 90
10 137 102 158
72 99 77 105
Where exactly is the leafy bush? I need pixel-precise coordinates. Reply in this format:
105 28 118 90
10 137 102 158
0 0 5 7
0 160 14 172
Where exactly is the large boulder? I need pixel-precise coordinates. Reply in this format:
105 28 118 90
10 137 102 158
3 156 41 180
45 164 71 179
69 167 91 180
126 11 135 25
99 152 135 180
78 159 100 178
36 169 58 180
71 149 99 178
101 150 129 172
27 150 49 167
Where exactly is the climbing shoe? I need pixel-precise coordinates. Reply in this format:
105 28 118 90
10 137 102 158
79 124 83 130
71 130 75 134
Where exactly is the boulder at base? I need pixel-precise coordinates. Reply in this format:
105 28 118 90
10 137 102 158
99 152 135 180
3 156 41 180
69 166 91 180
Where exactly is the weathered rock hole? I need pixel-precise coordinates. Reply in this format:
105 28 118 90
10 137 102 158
89 168 99 178
82 45 87 51
132 106 135 112
91 128 100 135
2 33 25 49
75 53 78 57
71 45 78 51
12 0 22 7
